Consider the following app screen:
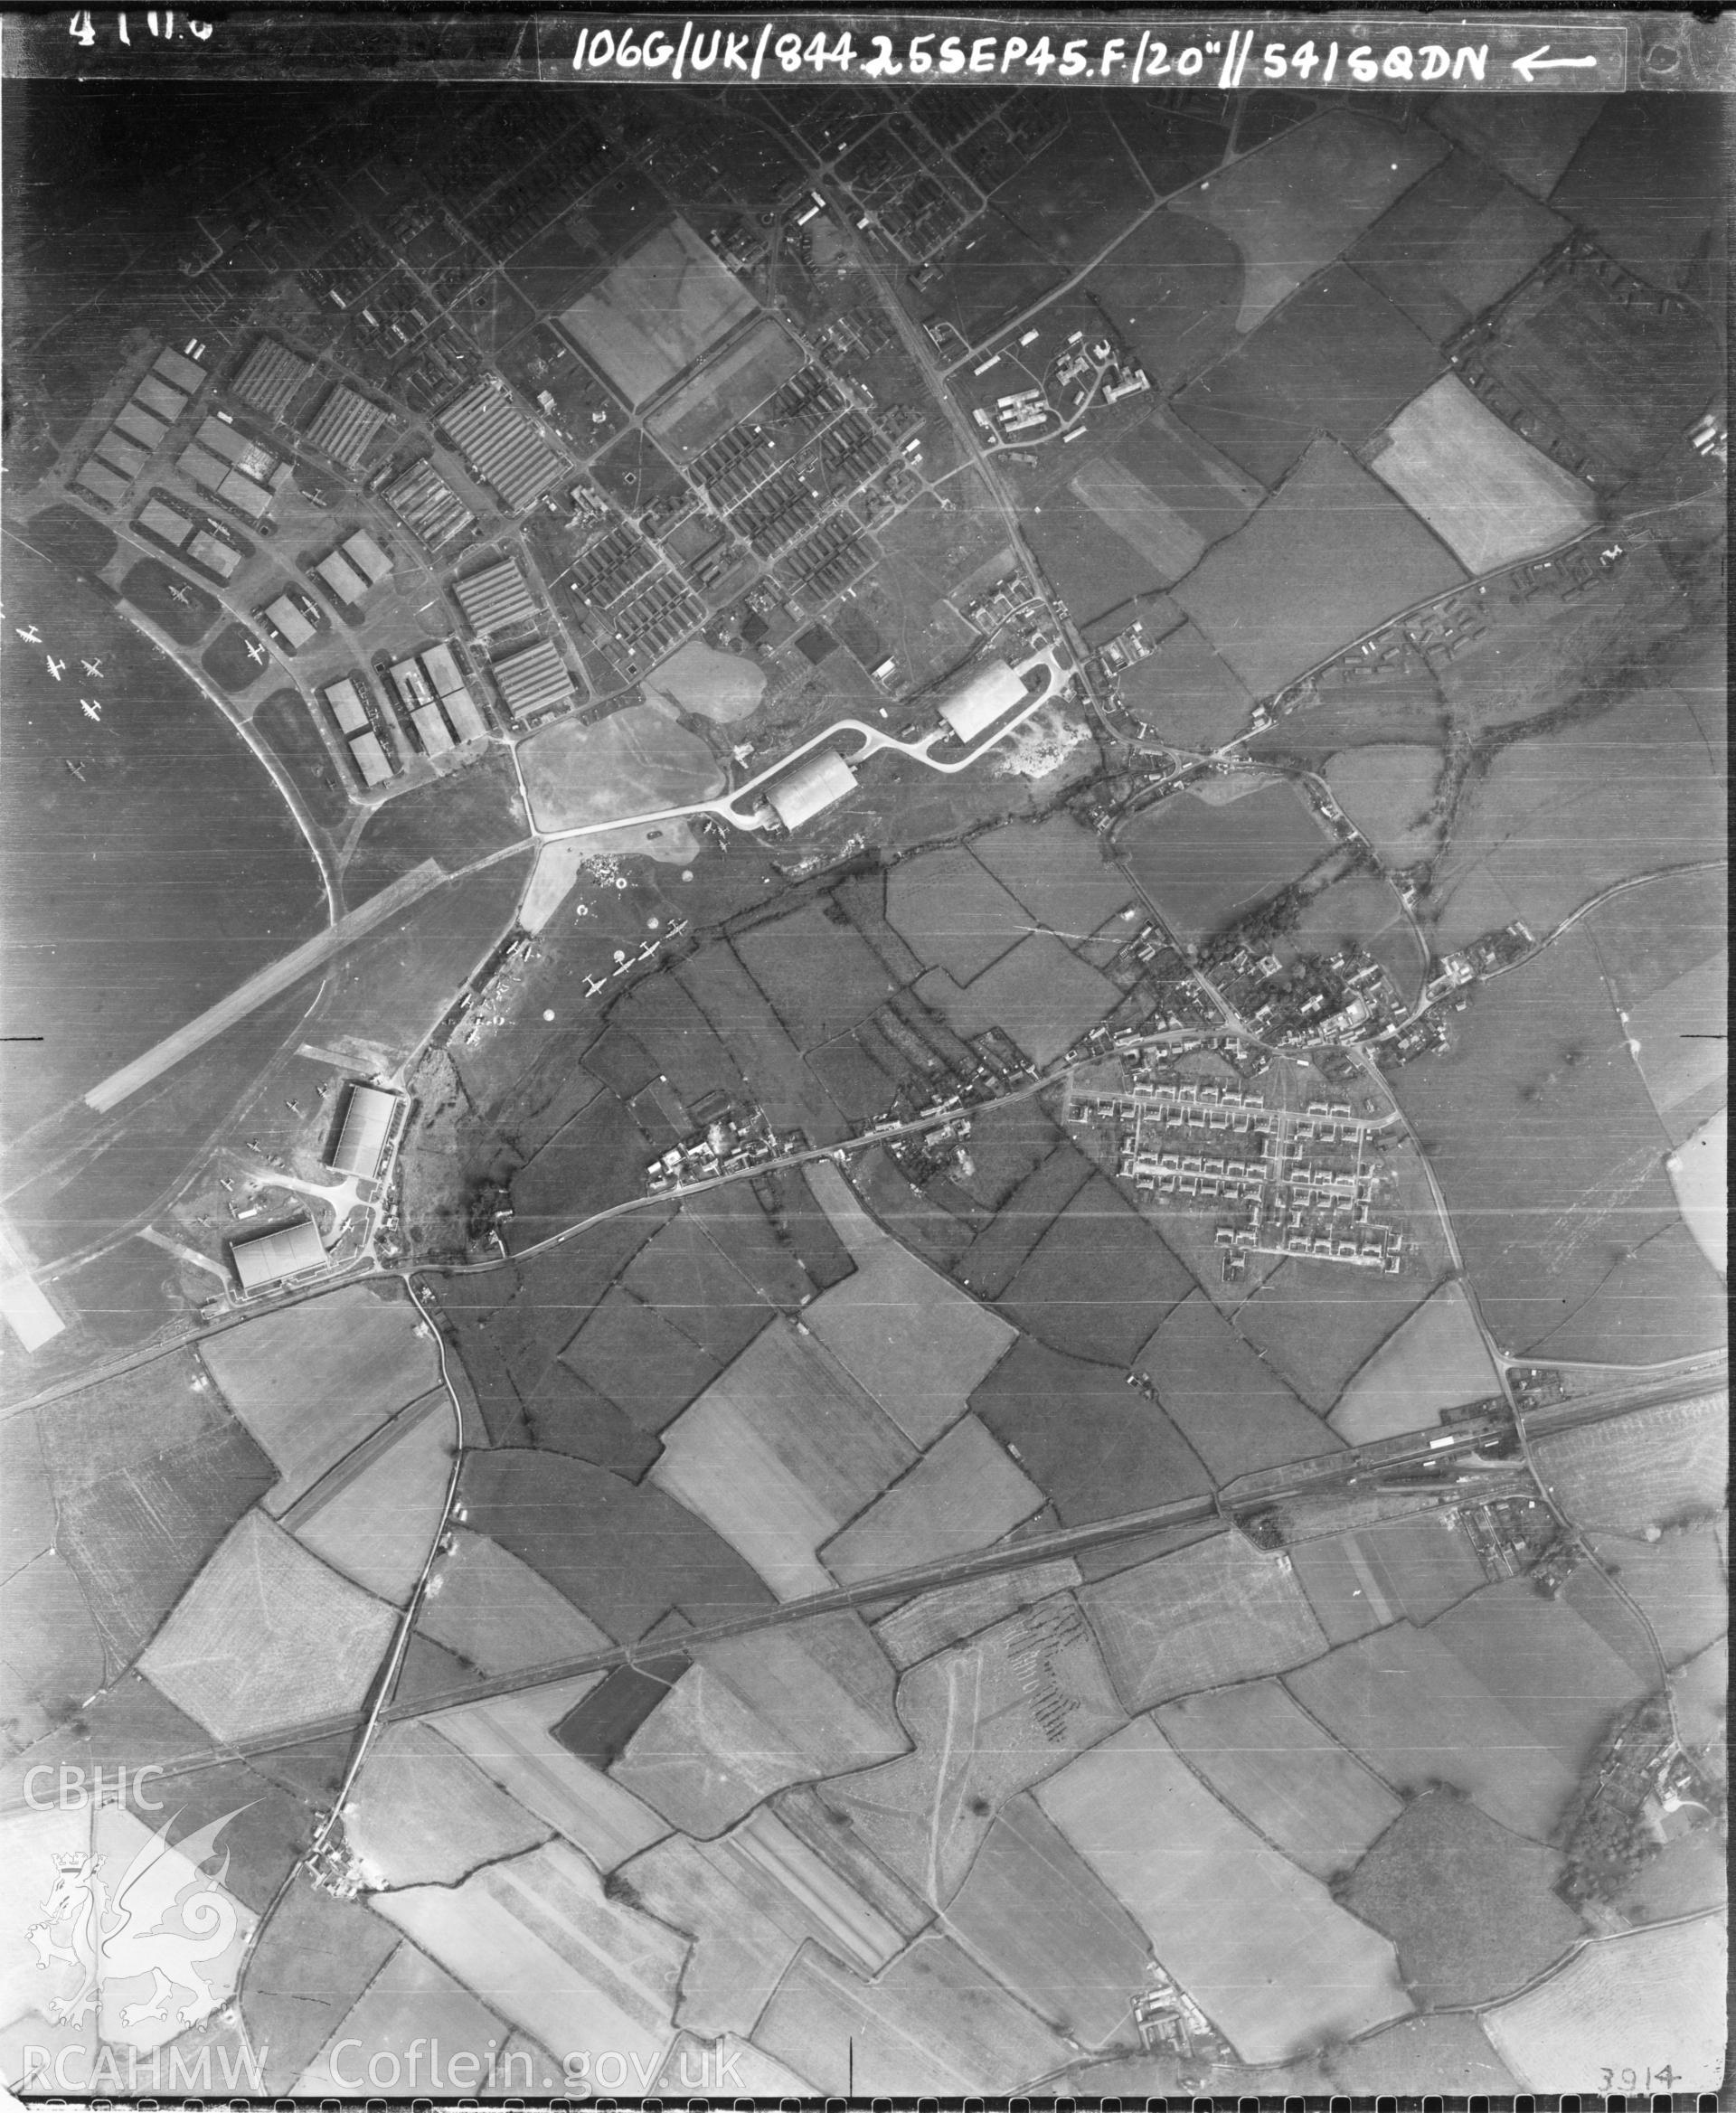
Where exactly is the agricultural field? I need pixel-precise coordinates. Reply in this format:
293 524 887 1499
1364 375 1598 573
1612 1832 1727 1926
418 1528 611 1676
618 1210 783 1363
990 116 1146 265
292 1401 455 1604
999 1172 1195 1364
733 901 898 1049
970 1336 1212 1525
649 314 807 462
873 1555 1084 1672
560 216 753 407
1036 1716 1412 2065
1175 437 1467 698
1344 1790 1580 2005
917 932 1118 1070
884 845 1029 982
561 1285 725 1434
1175 263 1444 491
1324 743 1443 867
905 210 1063 349
1080 1532 1326 1712
1250 658 1448 766
822 1414 1044 1585
1531 1392 1728 1535
1626 954 1727 1144
344 1721 549 1890
0 1552 105 1758
1329 1279 1500 1443
970 813 1138 938
677 940 848 1145
1139 1291 1343 1482
1346 147 1571 344
1480 1912 1726 2091
1669 1636 1729 1765
1090 207 1243 393
1291 871 1427 1000
1115 621 1253 751
240 1878 401 2093
1290 1510 1492 1646
517 704 722 833
1549 92 1724 293
1121 778 1333 943
1155 1676 1402 1881
1667 1107 1725 1275
1431 91 1604 202
1581 1523 1728 1670
954 1140 1094 1300
137 1511 396 1744
1071 2011 1519 2100
292 1939 518 2097
1234 1244 1445 1417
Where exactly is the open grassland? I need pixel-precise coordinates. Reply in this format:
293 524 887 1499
951 1097 1066 1211
917 933 1118 1070
970 1335 1212 1524
138 1511 396 1744
1292 1511 1490 1646
1550 94 1723 293
955 1142 1094 1300
1325 743 1443 866
0 1552 105 1757
345 1720 549 1890
1285 1621 1580 1841
1155 1676 1401 1881
293 1401 454 1605
970 814 1138 939
203 1283 438 1510
340 750 527 907
1630 964 1727 1144
885 846 1030 983
1081 1532 1326 1712
1329 1279 1500 1443
1236 1244 1444 1416
1037 1717 1411 2064
1141 1291 1341 1483
999 1173 1194 1364
1175 437 1465 699
683 1182 816 1308
908 210 1063 348
1670 1636 1728 1763
873 1555 1084 1671
1581 1524 1729 1669
678 940 847 1145
1431 93 1604 202
417 1528 611 1676
1250 660 1448 765
991 115 1146 265
1366 375 1597 574
292 1937 517 2098
1347 147 1570 343
1613 1831 1727 1926
1090 208 1242 393
1292 871 1426 1001
241 1878 401 2094
822 1414 1044 1586
1121 779 1332 942
561 1284 726 1433
734 901 898 1049
756 1165 857 1290
510 1088 656 1236
618 1210 779 1363
1346 1790 1580 2005
519 704 722 833
1481 1914 1727 2091
1024 469 1175 627
1117 621 1253 751
1533 1394 1729 1534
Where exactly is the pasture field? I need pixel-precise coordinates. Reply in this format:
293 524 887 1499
906 210 1062 348
203 1287 436 1510
643 637 765 724
1116 621 1253 751
734 901 898 1049
970 1335 1212 1524
619 1211 778 1363
1551 94 1723 293
807 1034 900 1123
1431 92 1604 201
756 1165 856 1290
1583 1524 1729 1669
458 1446 777 1643
1365 375 1598 574
752 1933 1072 2099
1291 871 1426 1000
822 1414 1044 1586
1000 1172 1195 1364
121 555 220 644
0 1415 52 1559
418 1528 611 1675
615 967 743 1110
1481 1912 1726 2091
1090 208 1243 392
293 1401 454 1605
1066 455 1204 590
559 216 751 406
950 1095 1065 1211
1023 472 1172 628
250 687 352 829
345 1720 549 1889
1036 1717 1411 2065
1250 663 1448 765
1072 2011 1519 2099
825 1593 1127 1909
1392 934 1723 1362
1613 1832 1727 1925
683 1183 816 1309
340 750 526 905
885 845 1029 983
518 704 722 833
917 934 1118 1070
1531 1393 1727 1534
1292 1511 1489 1644
609 1614 906 1836
1175 437 1466 699
677 941 847 1145
1632 962 1727 1140
648 315 807 462
835 867 926 983
873 1555 1083 1670
561 1284 725 1432
1671 1636 1729 1760
240 1878 401 2093
1120 779 1332 943
990 115 1146 265
1329 1279 1500 1444
943 1791 1149 2048
850 1146 973 1269
618 1835 807 2043
1669 1106 1726 1273
1324 742 1442 867
971 813 1137 938
293 1939 514 2098
138 1511 396 1744
1346 147 1570 344
1114 405 1267 548
1169 108 1447 335
1156 1676 1401 1880
648 1318 916 1600
955 1141 1094 1300
1345 1789 1580 2005
433 1675 672 1871
1140 1291 1342 1483
1285 1622 1580 1841
1 1551 105 1756
1081 1532 1326 1712
1235 1248 1440 1415
1175 263 1443 491
372 1843 685 2077
1107 100 1227 193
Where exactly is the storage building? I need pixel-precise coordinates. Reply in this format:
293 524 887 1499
231 335 313 422
315 548 370 605
74 459 130 507
95 433 150 479
440 684 488 742
327 1082 399 1181
231 1214 326 1295
453 555 537 638
218 468 274 523
343 529 393 584
138 497 193 547
134 374 188 426
439 378 564 513
764 745 856 832
324 678 371 735
350 730 394 787
265 594 315 648
491 638 574 722
196 415 275 482
420 641 467 696
187 529 242 580
939 658 1027 743
412 701 455 756
389 656 432 711
304 382 389 469
115 401 169 450
386 458 474 549
178 443 228 493
154 345 207 394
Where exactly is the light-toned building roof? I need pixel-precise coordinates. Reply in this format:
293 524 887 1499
440 683 488 742
939 657 1026 742
196 415 275 481
95 432 150 478
324 678 370 734
154 345 207 394
74 459 130 506
218 467 274 522
231 335 313 422
303 382 389 469
412 701 455 756
420 641 467 696
314 549 370 604
440 379 564 513
265 594 315 647
327 1083 398 1181
138 497 193 546
187 530 242 580
134 373 188 425
453 556 537 638
113 401 168 450
388 657 429 710
765 745 856 831
231 1215 326 1294
178 442 228 493
492 638 574 722
350 730 394 786
342 528 393 583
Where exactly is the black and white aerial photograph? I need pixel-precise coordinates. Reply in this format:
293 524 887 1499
0 7 1727 2101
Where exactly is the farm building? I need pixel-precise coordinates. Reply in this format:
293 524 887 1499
137 497 193 546
350 730 394 787
343 528 393 583
74 459 129 506
231 1215 327 1295
764 745 856 831
264 594 315 648
492 638 573 722
327 1082 400 1182
95 433 149 479
153 344 206 394
386 458 475 548
187 529 241 580
454 555 538 638
231 335 313 421
939 657 1025 742
314 548 371 605
303 381 389 468
439 378 565 513
114 401 168 450
413 701 455 756
195 414 275 481
324 678 371 735
133 373 187 426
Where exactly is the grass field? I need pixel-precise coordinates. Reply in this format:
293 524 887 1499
120 555 221 644
1431 91 1604 202
682 1181 816 1308
1 1551 105 1756
1550 94 1722 292
1024 474 1175 629
618 1210 779 1363
917 933 1118 1070
955 1141 1095 1300
201 622 269 694
1037 1716 1411 2064
1080 1531 1326 1712
1175 263 1444 490
1632 965 1727 1141
240 1877 401 2094
1176 437 1467 698
991 115 1145 265
1140 1291 1342 1483
1330 1279 1500 1443
345 1720 549 1890
202 1283 439 1512
561 215 752 406
1324 743 1443 866
1237 1224 1447 1413
518 704 722 833
908 210 1064 349
561 1284 726 1432
1366 375 1597 573
1117 621 1253 750
734 901 898 1050
1532 1394 1728 1533
950 1096 1065 1212
757 1165 858 1291
1583 1524 1728 1670
1155 1675 1402 1881
1345 1789 1580 2005
1000 1172 1195 1364
677 940 847 1145
823 1414 1043 1586
1671 1635 1728 1763
1285 1621 1580 1841
969 1335 1212 1525
509 1086 655 1234
340 749 526 906
885 846 1029 983
971 814 1137 938
138 1511 395 1743
22 501 117 574
418 1527 612 1675
293 1402 454 1605
1250 663 1448 766
646 314 803 462
1292 1511 1491 1645
1121 779 1332 942
1090 208 1243 394
250 687 352 829
293 1936 519 2096
1481 1912 1726 2091
1613 1831 1727 1926
873 1555 1083 1671
1347 147 1570 343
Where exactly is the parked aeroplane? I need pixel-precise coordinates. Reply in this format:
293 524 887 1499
80 700 102 722
80 657 104 679
245 637 267 665
14 624 42 645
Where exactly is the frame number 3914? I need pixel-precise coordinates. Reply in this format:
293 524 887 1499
1602 2068 1677 2091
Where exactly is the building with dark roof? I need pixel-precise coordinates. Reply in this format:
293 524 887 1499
453 555 537 639
439 379 564 513
492 638 574 722
231 1214 326 1295
304 382 389 469
231 335 313 422
134 374 188 426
